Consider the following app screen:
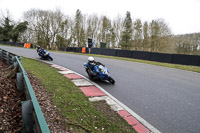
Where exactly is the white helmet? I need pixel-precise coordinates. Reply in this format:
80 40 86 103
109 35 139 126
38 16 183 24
88 57 94 64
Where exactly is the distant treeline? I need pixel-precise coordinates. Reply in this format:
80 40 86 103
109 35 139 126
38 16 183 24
0 9 200 55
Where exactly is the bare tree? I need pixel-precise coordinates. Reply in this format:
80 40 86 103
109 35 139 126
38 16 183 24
113 15 124 48
20 8 178 53
173 33 200 55
23 9 65 49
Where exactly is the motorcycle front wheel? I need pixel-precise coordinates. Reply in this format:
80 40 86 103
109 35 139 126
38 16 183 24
48 56 53 61
108 76 115 84
86 69 94 80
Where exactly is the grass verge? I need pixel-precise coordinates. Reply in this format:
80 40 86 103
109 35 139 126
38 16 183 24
21 57 136 133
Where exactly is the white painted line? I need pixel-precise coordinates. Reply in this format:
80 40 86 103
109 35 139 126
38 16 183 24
51 64 58 67
89 96 108 102
53 66 61 69
105 97 117 106
71 79 93 87
110 104 124 112
58 70 74 74
89 96 124 112
56 66 68 70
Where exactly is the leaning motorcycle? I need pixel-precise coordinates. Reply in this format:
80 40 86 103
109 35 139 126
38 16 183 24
84 64 115 84
37 49 53 61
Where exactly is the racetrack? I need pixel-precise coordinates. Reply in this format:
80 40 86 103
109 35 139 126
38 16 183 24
1 46 200 133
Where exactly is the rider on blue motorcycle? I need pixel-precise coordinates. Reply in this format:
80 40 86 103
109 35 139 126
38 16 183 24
36 45 53 61
84 56 104 77
36 45 45 56
84 57 115 84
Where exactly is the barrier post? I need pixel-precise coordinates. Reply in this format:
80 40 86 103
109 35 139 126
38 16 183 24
0 49 2 60
22 100 34 133
17 72 24 92
6 51 10 65
12 56 16 64
27 43 31 48
82 47 86 53
89 48 91 54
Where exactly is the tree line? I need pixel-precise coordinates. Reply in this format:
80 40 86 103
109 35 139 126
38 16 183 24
0 9 200 55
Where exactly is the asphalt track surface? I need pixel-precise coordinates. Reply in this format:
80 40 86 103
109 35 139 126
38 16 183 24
1 46 200 133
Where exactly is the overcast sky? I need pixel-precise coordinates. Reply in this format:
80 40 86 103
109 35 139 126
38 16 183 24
1 0 200 35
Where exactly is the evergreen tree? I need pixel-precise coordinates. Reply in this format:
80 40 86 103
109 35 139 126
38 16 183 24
11 21 28 42
80 26 86 46
74 9 83 47
0 27 3 40
0 17 14 41
87 20 92 38
133 19 142 50
56 35 65 48
119 11 133 49
143 21 150 51
101 16 111 43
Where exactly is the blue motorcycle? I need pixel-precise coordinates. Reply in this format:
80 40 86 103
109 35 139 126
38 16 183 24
84 63 115 84
37 48 53 61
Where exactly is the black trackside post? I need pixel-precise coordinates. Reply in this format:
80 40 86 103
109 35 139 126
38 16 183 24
89 48 91 54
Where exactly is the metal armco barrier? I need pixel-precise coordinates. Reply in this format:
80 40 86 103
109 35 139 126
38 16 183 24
0 48 50 133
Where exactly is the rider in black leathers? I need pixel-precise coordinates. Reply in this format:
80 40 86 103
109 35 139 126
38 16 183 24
36 45 45 57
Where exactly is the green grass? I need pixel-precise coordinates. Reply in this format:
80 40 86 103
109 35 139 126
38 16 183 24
21 57 136 133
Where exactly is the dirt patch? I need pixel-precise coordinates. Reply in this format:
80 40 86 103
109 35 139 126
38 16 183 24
0 60 25 133
91 100 133 129
92 100 121 122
